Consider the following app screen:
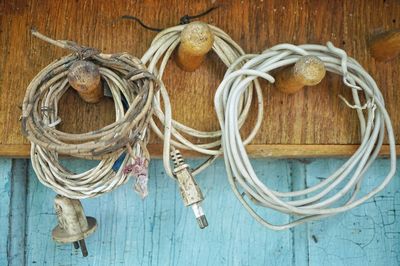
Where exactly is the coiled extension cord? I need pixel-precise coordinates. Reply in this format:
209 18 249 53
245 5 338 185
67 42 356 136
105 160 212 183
215 42 396 230
141 24 263 178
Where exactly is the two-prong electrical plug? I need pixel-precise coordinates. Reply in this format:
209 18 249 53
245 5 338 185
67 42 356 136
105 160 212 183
171 149 208 229
52 195 97 257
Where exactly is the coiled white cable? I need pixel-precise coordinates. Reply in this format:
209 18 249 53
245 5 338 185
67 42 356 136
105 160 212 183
215 42 397 230
22 31 155 199
141 24 263 177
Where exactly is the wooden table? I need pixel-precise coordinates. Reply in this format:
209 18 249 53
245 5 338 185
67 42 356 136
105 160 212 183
1 0 399 157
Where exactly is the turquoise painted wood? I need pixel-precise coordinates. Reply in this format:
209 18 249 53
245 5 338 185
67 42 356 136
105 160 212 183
0 158 399 266
0 159 12 266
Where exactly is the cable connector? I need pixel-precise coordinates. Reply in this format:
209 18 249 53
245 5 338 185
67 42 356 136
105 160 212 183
52 195 97 257
171 149 208 229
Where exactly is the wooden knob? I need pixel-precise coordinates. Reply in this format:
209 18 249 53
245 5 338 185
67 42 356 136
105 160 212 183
275 55 326 94
176 22 214 72
67 60 103 103
369 29 400 61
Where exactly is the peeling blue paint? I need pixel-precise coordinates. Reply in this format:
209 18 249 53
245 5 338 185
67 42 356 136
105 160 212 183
0 158 399 266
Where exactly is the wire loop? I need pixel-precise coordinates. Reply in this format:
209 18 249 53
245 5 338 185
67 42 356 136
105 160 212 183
22 31 156 198
215 42 396 230
141 23 263 178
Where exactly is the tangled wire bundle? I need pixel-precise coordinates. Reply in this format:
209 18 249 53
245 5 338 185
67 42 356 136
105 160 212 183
215 42 396 230
21 30 156 199
141 24 263 177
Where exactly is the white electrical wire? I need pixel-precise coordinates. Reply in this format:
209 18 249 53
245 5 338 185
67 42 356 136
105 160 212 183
215 42 397 230
22 32 156 199
141 24 263 177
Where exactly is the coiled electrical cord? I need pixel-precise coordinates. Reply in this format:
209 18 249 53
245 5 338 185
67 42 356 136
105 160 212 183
215 42 396 230
21 30 156 199
141 24 263 178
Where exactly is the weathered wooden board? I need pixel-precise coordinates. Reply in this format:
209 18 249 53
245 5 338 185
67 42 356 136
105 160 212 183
1 158 399 265
0 0 399 157
0 159 26 266
306 159 400 266
25 159 294 266
0 159 12 265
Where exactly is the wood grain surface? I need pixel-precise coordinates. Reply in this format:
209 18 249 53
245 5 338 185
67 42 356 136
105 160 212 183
0 0 399 157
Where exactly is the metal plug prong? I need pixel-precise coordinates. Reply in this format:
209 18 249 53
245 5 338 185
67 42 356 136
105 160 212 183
73 241 80 249
79 239 88 257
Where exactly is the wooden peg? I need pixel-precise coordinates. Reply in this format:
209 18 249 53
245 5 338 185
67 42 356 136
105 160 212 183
176 22 214 72
275 55 326 94
67 60 103 103
369 29 400 61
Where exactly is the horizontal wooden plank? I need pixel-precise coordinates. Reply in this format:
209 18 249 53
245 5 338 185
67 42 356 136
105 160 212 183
1 144 398 158
0 0 399 157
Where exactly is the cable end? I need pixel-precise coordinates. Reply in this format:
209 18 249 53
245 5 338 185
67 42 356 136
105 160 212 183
192 203 208 229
